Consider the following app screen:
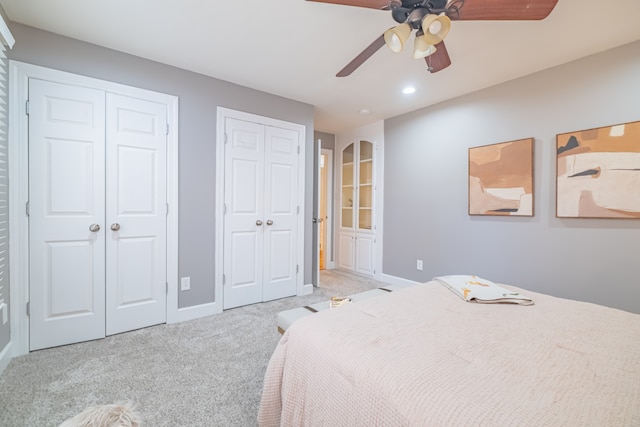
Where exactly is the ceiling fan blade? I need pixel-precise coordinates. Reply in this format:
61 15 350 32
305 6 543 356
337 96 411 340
337 34 386 77
306 0 390 10
425 41 451 73
453 0 559 20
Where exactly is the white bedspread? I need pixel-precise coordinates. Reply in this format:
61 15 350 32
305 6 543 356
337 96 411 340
258 281 640 426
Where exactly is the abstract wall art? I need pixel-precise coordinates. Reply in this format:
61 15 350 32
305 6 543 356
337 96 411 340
469 138 534 216
556 121 640 219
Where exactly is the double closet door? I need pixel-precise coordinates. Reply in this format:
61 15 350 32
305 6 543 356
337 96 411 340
223 117 300 309
28 78 168 351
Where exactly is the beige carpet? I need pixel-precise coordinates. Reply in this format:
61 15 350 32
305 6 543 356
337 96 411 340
0 270 387 426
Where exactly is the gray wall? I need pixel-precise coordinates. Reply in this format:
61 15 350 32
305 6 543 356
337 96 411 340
315 131 335 151
7 23 315 309
384 40 640 314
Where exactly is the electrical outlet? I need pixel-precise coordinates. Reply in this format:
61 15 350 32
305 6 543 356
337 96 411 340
416 260 423 271
180 277 191 291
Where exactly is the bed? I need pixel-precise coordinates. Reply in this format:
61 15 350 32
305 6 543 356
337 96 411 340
258 279 640 426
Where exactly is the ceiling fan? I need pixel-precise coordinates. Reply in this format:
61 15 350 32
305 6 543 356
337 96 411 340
307 0 560 76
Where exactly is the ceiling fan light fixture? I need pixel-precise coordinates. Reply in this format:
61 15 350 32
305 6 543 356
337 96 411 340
413 34 437 59
384 23 412 53
421 13 451 46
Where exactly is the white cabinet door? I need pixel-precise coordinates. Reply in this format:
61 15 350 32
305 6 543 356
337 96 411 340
105 93 167 335
337 233 355 271
223 119 299 308
338 140 376 277
355 234 375 276
28 79 106 350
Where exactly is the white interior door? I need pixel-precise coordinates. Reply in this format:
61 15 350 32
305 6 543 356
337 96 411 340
29 79 169 349
105 93 167 335
223 118 299 309
28 79 106 351
262 125 298 301
223 118 265 309
313 139 321 286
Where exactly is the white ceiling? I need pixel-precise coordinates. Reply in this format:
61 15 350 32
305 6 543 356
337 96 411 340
2 0 640 134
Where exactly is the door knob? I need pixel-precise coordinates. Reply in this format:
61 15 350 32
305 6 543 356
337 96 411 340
266 220 273 226
256 220 263 226
110 223 121 231
89 224 100 232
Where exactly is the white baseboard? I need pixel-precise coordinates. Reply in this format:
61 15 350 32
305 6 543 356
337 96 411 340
172 301 221 323
0 342 12 377
381 273 421 288
302 283 313 295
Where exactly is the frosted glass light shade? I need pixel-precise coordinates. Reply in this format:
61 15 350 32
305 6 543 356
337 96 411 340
421 13 451 45
384 23 412 53
413 35 437 59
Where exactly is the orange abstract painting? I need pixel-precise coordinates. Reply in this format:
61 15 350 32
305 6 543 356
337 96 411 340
557 121 640 218
469 138 534 216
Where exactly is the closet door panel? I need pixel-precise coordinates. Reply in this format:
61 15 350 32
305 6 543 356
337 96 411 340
263 126 298 301
28 79 106 351
105 93 167 335
223 118 265 309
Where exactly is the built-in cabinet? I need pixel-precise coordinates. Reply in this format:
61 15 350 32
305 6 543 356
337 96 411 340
338 140 376 276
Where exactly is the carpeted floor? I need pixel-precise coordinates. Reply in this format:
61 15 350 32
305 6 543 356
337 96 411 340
0 270 386 426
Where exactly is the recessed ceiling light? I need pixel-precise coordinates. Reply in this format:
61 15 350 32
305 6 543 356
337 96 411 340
402 86 416 95
359 108 371 115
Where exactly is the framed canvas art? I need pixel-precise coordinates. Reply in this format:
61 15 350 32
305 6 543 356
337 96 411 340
468 138 534 216
556 121 640 219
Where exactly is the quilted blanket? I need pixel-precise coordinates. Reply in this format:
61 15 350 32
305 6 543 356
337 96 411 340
258 281 640 426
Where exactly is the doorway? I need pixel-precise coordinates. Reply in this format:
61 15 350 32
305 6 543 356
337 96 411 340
319 149 333 271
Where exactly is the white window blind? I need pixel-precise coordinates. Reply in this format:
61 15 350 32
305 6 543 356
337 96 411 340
0 41 8 323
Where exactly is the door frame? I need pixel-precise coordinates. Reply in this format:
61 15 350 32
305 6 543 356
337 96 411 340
320 148 334 270
215 107 308 305
8 61 180 356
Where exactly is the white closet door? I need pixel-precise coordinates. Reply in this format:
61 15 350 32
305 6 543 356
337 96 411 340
223 118 265 309
28 79 106 351
223 119 300 308
105 93 168 335
262 125 299 301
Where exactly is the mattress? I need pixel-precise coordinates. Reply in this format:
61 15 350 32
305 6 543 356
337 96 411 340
258 280 640 426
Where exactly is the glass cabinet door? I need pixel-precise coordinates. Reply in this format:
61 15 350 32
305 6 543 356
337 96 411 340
358 141 373 230
341 140 374 231
341 143 354 228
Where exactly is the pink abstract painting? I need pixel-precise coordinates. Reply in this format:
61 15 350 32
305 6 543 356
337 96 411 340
469 138 534 216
